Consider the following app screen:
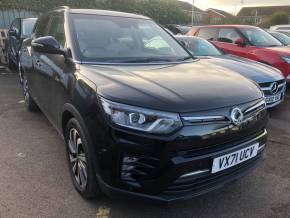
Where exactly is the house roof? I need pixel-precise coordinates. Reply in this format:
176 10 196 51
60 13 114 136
176 1 204 13
207 8 233 18
237 5 290 17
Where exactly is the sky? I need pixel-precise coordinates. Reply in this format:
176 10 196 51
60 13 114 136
180 0 290 14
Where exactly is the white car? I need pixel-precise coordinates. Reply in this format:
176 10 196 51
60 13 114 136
270 25 290 31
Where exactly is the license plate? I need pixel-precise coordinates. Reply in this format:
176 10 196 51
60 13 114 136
265 93 281 104
212 143 259 174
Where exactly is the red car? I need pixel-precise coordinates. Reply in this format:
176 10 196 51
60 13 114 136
187 25 290 81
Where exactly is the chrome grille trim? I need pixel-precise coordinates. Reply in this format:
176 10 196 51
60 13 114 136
244 100 266 115
260 82 285 91
182 116 229 124
180 169 210 178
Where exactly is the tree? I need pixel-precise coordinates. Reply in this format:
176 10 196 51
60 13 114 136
268 12 289 26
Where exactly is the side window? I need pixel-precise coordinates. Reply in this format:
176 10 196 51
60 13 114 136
218 28 241 44
47 15 65 48
10 19 20 36
34 15 50 38
197 28 217 40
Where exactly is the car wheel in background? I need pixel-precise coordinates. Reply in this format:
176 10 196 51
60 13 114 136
23 75 39 112
18 62 24 84
65 118 100 199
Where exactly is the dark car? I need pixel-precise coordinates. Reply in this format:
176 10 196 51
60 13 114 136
164 24 191 35
20 7 268 203
187 25 290 82
6 18 37 70
176 36 287 108
268 31 290 46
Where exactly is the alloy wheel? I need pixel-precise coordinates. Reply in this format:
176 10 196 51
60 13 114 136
68 128 88 189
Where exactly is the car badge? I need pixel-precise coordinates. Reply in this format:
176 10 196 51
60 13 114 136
231 107 244 126
270 82 279 95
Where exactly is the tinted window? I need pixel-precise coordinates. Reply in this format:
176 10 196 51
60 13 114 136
47 15 65 48
11 19 20 35
197 28 217 40
240 27 282 47
218 28 241 43
71 14 191 63
34 15 49 38
22 19 37 36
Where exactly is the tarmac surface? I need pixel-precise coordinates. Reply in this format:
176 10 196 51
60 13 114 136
0 69 289 218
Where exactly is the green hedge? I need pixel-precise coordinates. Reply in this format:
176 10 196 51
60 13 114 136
0 0 191 24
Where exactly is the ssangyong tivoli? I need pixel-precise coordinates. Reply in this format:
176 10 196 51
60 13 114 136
19 7 268 203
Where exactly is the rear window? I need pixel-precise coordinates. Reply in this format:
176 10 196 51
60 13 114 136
197 28 218 40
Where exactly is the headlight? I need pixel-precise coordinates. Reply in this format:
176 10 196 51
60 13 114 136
282 56 290 64
100 97 182 134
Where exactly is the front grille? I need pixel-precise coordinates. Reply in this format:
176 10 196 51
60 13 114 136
259 79 286 96
163 152 263 196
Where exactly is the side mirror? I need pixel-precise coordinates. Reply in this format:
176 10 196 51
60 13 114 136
235 38 246 47
31 36 66 55
8 28 18 37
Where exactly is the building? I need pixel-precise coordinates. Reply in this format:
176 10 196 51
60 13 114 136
176 1 207 25
206 8 234 24
237 6 290 25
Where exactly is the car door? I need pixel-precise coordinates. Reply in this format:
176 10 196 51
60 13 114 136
213 28 251 58
28 14 50 110
44 13 69 124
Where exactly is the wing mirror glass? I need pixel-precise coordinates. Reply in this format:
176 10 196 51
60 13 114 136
31 36 66 55
8 28 18 37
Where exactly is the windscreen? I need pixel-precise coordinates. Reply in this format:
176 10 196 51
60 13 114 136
240 27 282 47
71 14 191 63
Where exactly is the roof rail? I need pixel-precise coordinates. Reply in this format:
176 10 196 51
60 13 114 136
52 6 70 11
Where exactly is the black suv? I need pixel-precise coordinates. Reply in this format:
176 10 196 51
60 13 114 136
20 7 268 203
6 18 37 70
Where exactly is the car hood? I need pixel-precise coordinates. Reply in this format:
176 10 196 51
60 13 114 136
264 46 290 55
199 55 285 83
79 60 263 113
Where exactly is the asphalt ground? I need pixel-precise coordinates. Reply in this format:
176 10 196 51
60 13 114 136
0 68 289 218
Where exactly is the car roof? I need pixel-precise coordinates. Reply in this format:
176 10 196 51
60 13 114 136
22 18 37 21
66 8 150 20
197 25 259 29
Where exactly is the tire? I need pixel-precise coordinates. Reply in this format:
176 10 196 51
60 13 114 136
18 62 23 84
23 75 39 112
65 118 100 199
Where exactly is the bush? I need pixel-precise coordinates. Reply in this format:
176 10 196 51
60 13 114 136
0 0 191 25
268 11 289 26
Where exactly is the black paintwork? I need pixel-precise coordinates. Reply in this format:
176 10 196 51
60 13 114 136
20 8 268 202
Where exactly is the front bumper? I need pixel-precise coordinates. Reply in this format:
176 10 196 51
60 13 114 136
97 129 267 203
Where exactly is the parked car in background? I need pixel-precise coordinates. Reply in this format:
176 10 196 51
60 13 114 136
270 25 290 32
187 25 290 82
6 18 37 70
176 35 286 108
164 24 191 35
20 7 268 203
268 31 290 46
